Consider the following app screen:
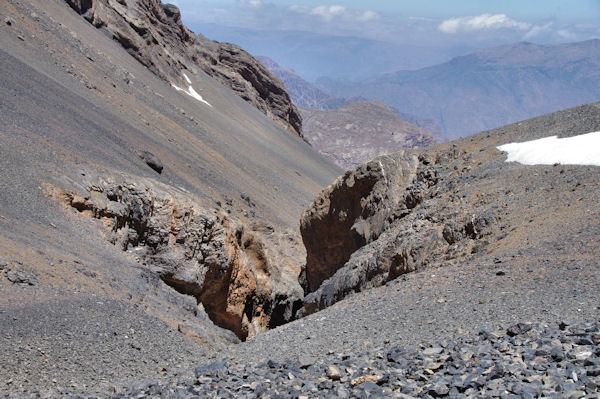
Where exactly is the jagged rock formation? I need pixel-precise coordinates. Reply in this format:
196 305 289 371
300 153 420 293
300 101 436 169
45 172 304 340
65 0 303 137
300 146 492 311
300 102 600 315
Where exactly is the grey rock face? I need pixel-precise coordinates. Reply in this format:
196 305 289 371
64 0 303 137
300 145 498 315
300 152 420 293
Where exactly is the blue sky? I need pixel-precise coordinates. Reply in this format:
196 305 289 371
172 0 600 43
170 1 600 80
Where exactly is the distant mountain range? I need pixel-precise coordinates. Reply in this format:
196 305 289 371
300 101 436 169
258 56 439 167
316 40 600 139
193 24 468 82
257 56 350 110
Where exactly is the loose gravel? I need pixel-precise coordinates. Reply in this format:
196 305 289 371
105 319 600 399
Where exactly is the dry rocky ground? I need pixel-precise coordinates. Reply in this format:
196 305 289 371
0 0 599 398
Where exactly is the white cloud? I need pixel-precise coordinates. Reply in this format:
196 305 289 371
288 4 379 23
237 0 264 9
523 22 554 39
311 5 346 21
357 10 379 22
438 14 531 34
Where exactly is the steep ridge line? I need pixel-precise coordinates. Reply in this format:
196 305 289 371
65 0 303 137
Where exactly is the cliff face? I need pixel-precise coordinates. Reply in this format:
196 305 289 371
65 0 303 137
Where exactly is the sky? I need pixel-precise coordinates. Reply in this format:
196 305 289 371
171 0 600 46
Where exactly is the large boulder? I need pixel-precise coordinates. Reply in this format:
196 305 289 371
64 0 303 137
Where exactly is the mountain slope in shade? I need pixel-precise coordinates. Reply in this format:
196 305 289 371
301 101 436 169
317 40 600 139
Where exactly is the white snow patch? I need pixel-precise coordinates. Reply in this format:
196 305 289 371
183 73 192 84
497 132 600 166
172 79 212 107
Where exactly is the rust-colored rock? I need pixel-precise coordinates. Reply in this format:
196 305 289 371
47 172 304 340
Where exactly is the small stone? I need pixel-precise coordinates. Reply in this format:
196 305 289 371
587 369 600 377
326 365 342 380
495 270 506 276
506 323 532 337
350 375 380 387
298 355 314 369
429 382 450 397
139 150 163 174
4 16 13 25
559 321 569 330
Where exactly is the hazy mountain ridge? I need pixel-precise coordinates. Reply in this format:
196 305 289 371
301 101 436 169
194 23 466 82
259 56 439 168
256 56 349 110
317 39 600 139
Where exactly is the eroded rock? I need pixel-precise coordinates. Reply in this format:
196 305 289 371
300 152 420 293
46 172 304 340
300 147 495 316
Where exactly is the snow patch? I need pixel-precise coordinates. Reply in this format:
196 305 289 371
172 74 211 107
497 132 600 166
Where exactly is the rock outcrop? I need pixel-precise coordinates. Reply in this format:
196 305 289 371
300 153 420 293
300 146 496 315
65 0 303 137
46 172 305 340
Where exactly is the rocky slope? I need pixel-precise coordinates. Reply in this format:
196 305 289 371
300 101 436 169
0 0 341 394
65 0 303 137
1 0 600 397
317 40 600 139
300 102 600 314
